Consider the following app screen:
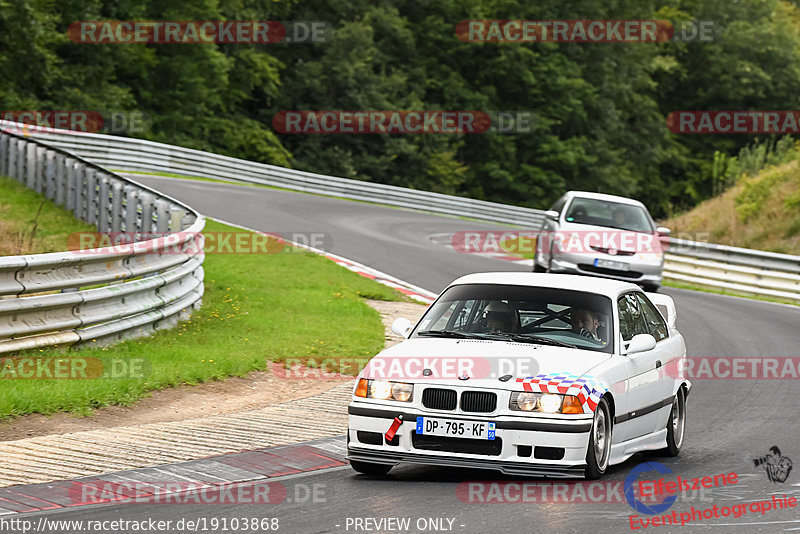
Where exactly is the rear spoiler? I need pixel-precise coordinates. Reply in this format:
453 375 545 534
646 293 677 329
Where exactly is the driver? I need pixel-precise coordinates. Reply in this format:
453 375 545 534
573 308 601 341
612 208 628 227
484 301 517 333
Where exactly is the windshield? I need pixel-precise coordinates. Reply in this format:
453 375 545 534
564 197 654 233
414 284 614 353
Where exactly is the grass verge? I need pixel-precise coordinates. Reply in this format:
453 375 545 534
0 215 405 419
0 175 95 255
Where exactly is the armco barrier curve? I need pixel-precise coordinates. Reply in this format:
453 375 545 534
0 126 205 355
3 120 800 304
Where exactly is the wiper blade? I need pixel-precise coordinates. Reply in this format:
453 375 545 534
507 334 577 348
416 330 481 339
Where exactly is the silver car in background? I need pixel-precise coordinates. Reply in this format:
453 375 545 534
533 191 670 292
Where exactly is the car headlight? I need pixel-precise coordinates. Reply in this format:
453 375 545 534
391 382 413 402
510 392 583 414
540 393 562 413
354 379 413 402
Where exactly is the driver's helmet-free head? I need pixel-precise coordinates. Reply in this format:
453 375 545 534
573 308 601 341
484 301 515 332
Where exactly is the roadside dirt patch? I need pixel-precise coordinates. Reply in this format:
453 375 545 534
0 298 428 442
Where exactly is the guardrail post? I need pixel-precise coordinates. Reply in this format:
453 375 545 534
124 186 139 232
54 155 67 206
6 137 16 179
73 163 87 220
110 181 124 232
26 143 37 190
140 192 155 233
84 168 98 226
154 200 171 233
170 209 187 232
44 149 57 200
65 159 78 211
35 146 48 194
98 175 111 232
14 139 26 183
0 134 7 177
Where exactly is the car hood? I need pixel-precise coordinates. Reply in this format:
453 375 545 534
360 337 610 391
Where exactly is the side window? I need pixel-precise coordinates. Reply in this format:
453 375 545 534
617 293 647 341
636 294 669 341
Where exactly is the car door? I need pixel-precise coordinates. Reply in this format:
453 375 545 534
635 292 682 432
616 292 664 441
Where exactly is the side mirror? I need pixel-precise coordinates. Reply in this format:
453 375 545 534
391 318 413 338
545 210 559 221
656 226 671 236
624 333 657 355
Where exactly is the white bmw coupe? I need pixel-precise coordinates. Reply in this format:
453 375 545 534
347 273 690 479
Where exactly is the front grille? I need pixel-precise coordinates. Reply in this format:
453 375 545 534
460 391 497 413
422 388 457 410
412 433 502 456
589 246 636 257
578 264 643 279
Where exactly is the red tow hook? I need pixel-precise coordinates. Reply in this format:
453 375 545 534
385 414 404 441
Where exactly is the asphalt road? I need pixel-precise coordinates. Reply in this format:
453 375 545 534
17 176 800 533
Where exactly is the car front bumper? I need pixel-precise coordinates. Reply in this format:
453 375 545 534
347 403 593 478
547 252 663 286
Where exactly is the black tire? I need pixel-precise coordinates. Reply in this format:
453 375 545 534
533 260 547 273
350 460 393 476
659 387 686 457
585 397 612 480
641 283 660 293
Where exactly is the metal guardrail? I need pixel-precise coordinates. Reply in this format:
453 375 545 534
5 121 800 304
0 126 205 354
663 238 800 301
1 124 546 228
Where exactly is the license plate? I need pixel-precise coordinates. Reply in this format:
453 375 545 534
416 417 496 440
594 258 630 271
